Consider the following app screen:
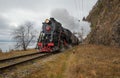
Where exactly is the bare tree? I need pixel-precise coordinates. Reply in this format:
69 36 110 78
78 27 84 43
12 22 37 51
73 27 84 43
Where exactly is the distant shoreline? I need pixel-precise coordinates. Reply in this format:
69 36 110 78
0 40 15 42
0 42 36 52
0 41 15 42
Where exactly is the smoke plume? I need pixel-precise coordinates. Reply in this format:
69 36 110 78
51 9 80 31
50 8 91 38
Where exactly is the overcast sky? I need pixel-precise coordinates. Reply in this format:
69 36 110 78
0 0 98 41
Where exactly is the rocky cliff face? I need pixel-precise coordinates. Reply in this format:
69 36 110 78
85 0 120 47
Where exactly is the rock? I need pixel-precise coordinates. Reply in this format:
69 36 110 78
85 0 120 47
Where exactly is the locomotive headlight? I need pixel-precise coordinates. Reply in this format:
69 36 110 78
46 26 51 31
45 19 50 23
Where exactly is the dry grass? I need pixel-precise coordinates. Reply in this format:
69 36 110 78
0 49 36 60
65 45 120 78
23 45 120 78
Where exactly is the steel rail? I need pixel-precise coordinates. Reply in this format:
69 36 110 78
0 53 51 71
0 52 45 62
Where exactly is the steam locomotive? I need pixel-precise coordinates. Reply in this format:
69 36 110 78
37 18 79 52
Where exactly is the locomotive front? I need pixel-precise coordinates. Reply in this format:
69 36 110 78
37 18 60 52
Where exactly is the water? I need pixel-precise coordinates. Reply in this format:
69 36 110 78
0 42 36 52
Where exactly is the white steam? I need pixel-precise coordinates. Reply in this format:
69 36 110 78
50 8 91 38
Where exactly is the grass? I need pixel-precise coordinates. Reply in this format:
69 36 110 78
23 47 73 78
23 44 120 78
0 45 119 78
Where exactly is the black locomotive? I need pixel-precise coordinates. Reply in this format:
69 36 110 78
37 18 79 52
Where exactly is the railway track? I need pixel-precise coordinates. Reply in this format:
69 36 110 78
0 52 52 71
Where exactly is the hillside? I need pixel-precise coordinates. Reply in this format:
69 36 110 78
85 0 120 47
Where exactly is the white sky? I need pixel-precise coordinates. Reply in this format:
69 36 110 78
0 0 98 41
